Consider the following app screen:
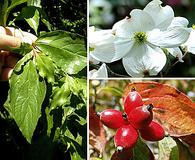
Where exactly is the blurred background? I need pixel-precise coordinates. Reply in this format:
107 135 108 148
89 0 195 77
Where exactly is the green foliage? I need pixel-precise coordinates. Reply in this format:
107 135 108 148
35 52 55 83
17 6 40 34
5 52 46 143
36 31 86 74
0 0 27 26
27 0 41 7
3 31 87 158
42 0 87 36
133 138 152 160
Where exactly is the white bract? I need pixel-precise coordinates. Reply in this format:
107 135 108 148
89 0 190 77
182 27 195 54
89 63 108 78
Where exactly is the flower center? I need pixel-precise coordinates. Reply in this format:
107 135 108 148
192 24 195 29
89 47 95 52
134 32 147 43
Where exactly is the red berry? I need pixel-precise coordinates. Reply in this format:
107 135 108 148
99 109 129 129
128 104 153 129
140 121 165 141
124 89 143 115
114 125 138 149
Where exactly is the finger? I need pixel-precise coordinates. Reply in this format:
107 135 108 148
0 26 7 35
5 27 37 44
0 34 22 50
5 55 19 68
1 67 13 81
22 31 37 43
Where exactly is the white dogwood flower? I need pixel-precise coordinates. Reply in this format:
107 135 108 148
89 63 108 78
89 0 190 77
182 27 195 54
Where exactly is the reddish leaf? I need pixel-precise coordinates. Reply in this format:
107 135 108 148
180 134 195 152
111 148 133 160
123 82 195 137
89 106 107 154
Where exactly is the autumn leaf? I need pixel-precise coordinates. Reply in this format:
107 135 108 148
123 82 195 137
124 81 194 106
180 134 195 152
111 148 133 160
89 106 107 154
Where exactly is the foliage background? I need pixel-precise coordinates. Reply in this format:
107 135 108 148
89 0 195 77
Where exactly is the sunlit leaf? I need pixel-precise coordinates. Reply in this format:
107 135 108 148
5 54 46 143
35 52 55 83
66 75 87 104
17 6 40 34
50 82 71 110
36 30 86 74
27 0 41 7
158 137 179 160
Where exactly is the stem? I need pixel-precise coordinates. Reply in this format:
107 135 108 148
147 104 153 111
163 48 188 76
171 50 188 68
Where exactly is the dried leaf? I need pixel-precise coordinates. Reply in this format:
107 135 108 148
89 107 107 154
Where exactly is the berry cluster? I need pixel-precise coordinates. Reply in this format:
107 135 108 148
98 88 165 151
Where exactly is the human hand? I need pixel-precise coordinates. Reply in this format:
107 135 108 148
0 26 37 81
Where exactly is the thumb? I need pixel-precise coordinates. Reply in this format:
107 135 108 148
0 34 22 51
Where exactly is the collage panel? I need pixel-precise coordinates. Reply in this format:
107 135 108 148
89 0 195 78
88 0 195 160
89 79 195 160
0 0 87 160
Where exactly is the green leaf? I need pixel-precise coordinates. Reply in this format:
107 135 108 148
50 82 71 110
5 54 46 143
0 0 27 26
35 52 55 83
0 0 8 26
97 86 123 97
27 0 52 31
7 0 27 22
66 75 87 103
133 138 154 160
17 6 40 34
27 0 41 7
8 0 27 11
14 52 33 72
39 9 52 31
36 31 86 74
63 130 85 160
158 137 179 160
45 107 53 137
9 42 33 56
